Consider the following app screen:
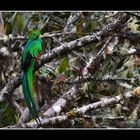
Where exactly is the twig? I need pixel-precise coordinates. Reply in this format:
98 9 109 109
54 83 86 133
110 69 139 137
64 76 136 85
84 36 120 76
18 108 29 124
0 32 92 43
12 100 23 115
63 12 80 32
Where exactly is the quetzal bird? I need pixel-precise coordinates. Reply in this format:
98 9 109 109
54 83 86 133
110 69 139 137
21 30 43 125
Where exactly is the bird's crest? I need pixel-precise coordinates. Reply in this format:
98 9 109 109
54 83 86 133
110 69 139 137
28 30 40 40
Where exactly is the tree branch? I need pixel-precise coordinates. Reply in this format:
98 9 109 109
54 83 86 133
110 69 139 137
65 76 135 85
5 91 134 128
43 84 78 118
0 74 22 102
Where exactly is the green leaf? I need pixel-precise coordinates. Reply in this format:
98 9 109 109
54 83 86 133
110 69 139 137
58 57 69 73
126 70 133 78
0 102 16 127
4 21 12 35
86 21 98 33
16 13 24 34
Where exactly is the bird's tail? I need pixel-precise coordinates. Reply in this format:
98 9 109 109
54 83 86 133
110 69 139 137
22 71 41 125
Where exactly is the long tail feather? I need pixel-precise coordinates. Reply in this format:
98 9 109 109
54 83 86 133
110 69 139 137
22 71 41 125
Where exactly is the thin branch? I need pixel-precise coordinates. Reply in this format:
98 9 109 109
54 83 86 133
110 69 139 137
63 12 80 32
0 31 96 43
12 100 23 115
64 76 136 85
5 91 134 128
84 36 120 76
1 30 140 45
18 108 29 124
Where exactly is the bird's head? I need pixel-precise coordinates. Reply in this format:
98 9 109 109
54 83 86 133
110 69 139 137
28 30 40 40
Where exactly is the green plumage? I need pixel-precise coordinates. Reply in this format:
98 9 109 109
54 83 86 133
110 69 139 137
21 30 42 125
